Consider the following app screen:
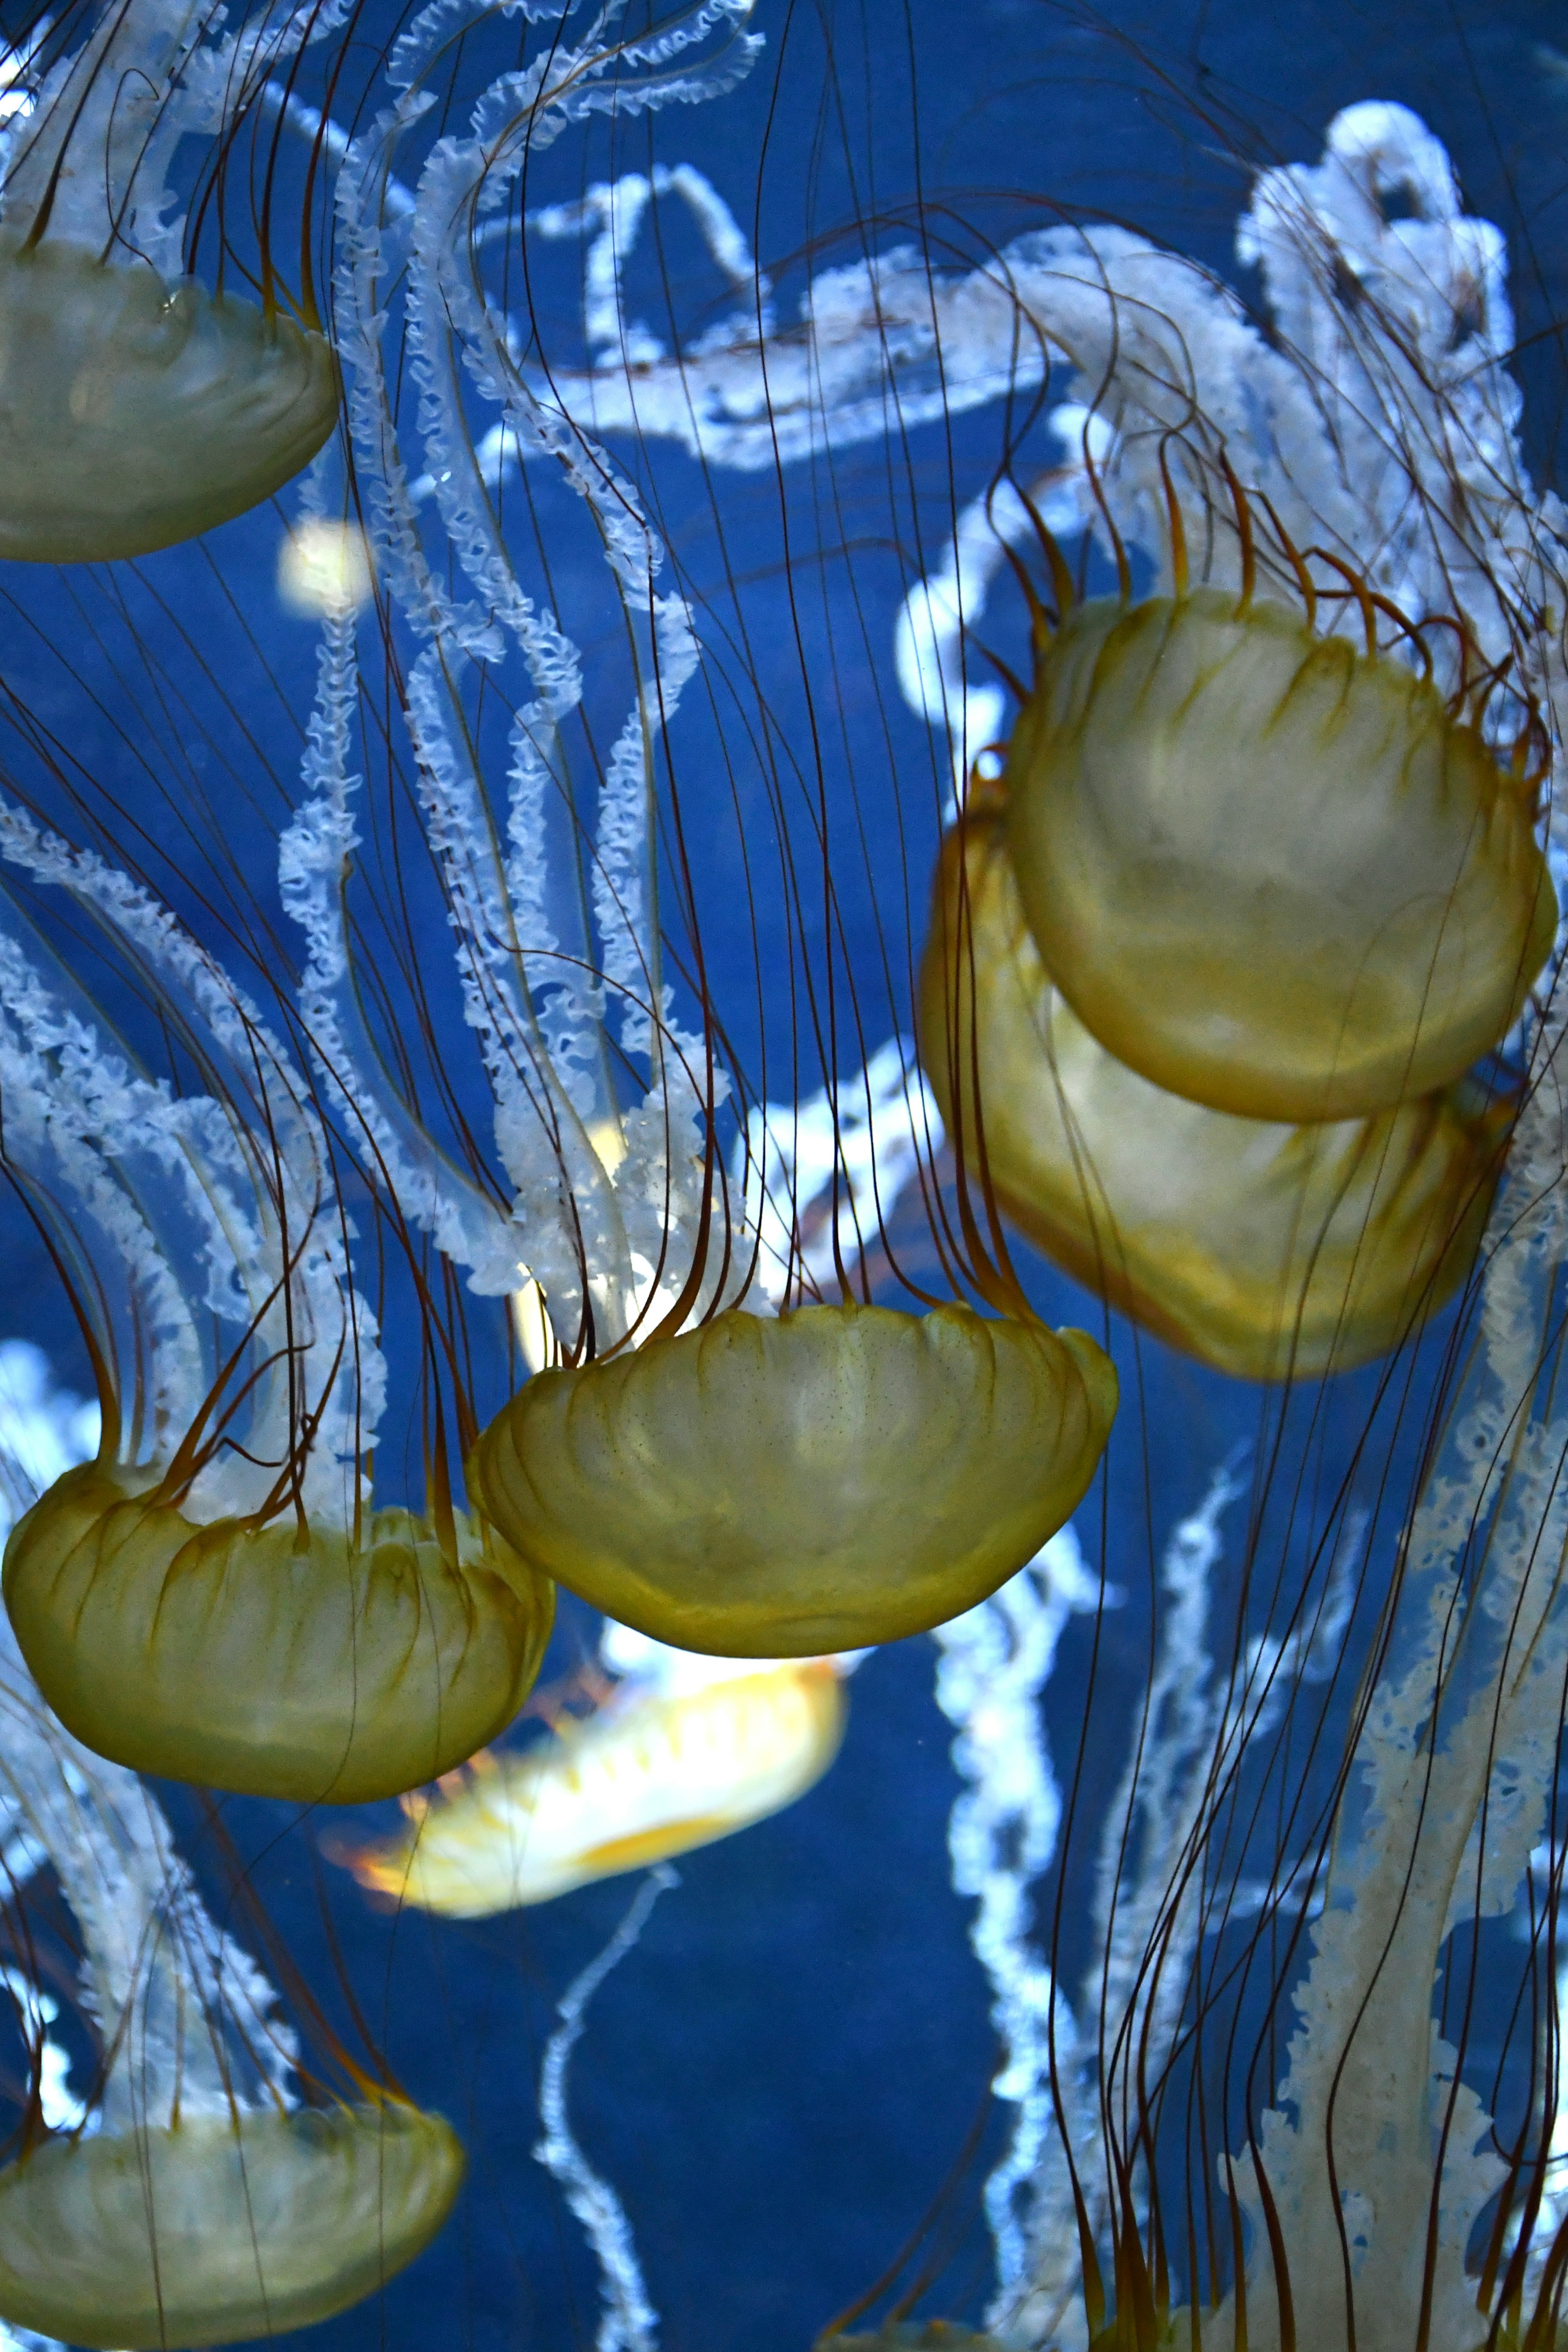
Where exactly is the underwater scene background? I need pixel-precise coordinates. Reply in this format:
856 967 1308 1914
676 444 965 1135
1 2 1567 2350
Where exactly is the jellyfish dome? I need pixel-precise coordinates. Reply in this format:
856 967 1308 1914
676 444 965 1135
470 1302 1117 1656
1004 586 1555 1124
0 239 339 564
346 1636 851 1915
0 2101 463 2350
0 0 339 562
4 1471 553 1804
921 801 1507 1380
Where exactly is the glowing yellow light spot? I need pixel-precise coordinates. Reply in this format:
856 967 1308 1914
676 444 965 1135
277 519 374 618
506 1121 626 1372
588 1116 628 1175
508 1276 559 1374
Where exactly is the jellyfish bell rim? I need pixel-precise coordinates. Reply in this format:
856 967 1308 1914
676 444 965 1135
1 1460 555 1804
468 1298 1118 1657
0 2099 464 2350
1004 585 1556 1125
0 234 341 564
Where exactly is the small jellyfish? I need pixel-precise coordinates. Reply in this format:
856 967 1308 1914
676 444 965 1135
1004 577 1554 1124
0 0 339 562
468 1301 1117 1657
0 2100 463 2350
343 1633 853 1915
922 802 1507 1381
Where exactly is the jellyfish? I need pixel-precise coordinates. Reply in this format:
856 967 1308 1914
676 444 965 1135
249 0 1117 1666
919 791 1508 1381
506 60 1568 2351
342 1621 856 1915
1088 145 1552 1113
0 812 553 1804
999 548 1555 1126
6 3 1568 2347
0 0 340 563
887 113 1561 1129
0 1370 462 2351
869 98 1568 2352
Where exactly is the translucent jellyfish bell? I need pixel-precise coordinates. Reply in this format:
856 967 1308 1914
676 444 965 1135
4 1474 555 1804
0 0 339 563
1005 585 1554 1123
0 2101 463 2350
469 1301 1117 1656
0 238 340 563
0 1473 466 2352
345 1644 851 1915
922 804 1507 1381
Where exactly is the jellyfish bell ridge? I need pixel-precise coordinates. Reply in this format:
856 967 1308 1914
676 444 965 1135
1004 584 1555 1124
0 236 340 563
346 1655 848 1916
468 1299 1118 1657
0 2099 463 2350
2 1461 555 1804
920 802 1508 1383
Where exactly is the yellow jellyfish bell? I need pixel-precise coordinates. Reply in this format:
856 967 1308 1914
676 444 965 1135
0 239 340 563
1004 585 1554 1123
469 1302 1116 1656
0 2101 463 2350
345 1650 849 1915
921 802 1507 1382
2 1468 555 1804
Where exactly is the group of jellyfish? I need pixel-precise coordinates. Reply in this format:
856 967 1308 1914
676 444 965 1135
0 0 1559 2344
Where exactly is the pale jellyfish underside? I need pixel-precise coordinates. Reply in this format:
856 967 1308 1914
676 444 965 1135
0 2103 463 2350
0 238 339 563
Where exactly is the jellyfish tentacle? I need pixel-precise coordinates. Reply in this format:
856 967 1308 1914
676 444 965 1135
0 795 370 1522
533 1864 676 2352
931 1528 1101 2332
0 913 208 1469
277 586 520 1285
1 0 339 267
317 6 767 1354
735 1039 942 1309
